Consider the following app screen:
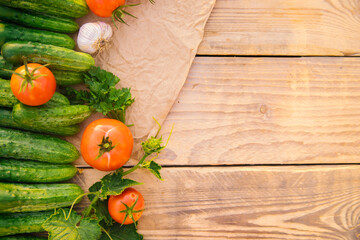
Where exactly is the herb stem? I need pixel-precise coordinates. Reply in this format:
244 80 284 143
66 192 96 220
122 154 149 176
83 194 99 217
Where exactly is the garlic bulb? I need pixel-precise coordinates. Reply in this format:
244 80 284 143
77 22 113 54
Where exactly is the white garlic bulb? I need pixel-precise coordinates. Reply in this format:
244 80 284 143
77 22 113 54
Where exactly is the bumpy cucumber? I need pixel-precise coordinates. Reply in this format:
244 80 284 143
0 159 78 183
0 56 13 79
0 5 79 33
0 79 70 108
0 127 79 163
0 182 83 213
0 211 53 237
0 108 79 136
2 41 95 72
0 0 89 18
0 23 74 49
13 103 92 127
52 70 84 86
0 79 17 107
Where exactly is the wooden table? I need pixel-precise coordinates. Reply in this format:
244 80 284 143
75 1 360 239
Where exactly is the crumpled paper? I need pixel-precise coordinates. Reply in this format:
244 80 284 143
70 0 216 164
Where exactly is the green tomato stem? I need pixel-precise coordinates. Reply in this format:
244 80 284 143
122 154 149 177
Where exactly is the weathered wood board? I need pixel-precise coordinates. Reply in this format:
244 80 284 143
75 57 360 167
74 166 360 240
199 0 360 56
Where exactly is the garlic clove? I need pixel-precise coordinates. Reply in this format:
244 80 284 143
77 21 113 54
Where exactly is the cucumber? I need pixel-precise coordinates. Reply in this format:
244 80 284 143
0 78 17 107
0 5 79 33
0 108 80 136
0 23 75 49
0 127 80 163
0 159 77 183
0 79 70 108
0 211 53 237
0 0 89 19
0 236 47 240
0 56 13 79
52 70 84 86
0 182 83 213
2 41 95 72
13 103 92 127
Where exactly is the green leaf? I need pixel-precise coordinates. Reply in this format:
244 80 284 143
142 160 163 180
63 66 134 123
43 209 101 240
100 223 143 240
99 171 142 199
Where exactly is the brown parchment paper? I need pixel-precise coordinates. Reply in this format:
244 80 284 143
70 0 216 164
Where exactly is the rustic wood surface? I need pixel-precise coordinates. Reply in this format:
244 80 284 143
75 56 360 167
70 0 360 239
199 0 360 56
75 166 360 240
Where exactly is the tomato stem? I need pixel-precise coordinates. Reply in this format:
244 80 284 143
96 136 118 160
111 4 140 27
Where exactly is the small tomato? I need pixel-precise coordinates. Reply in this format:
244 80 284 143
10 62 56 106
108 188 145 225
81 118 133 171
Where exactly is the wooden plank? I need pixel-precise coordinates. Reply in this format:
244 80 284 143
199 0 360 56
74 166 360 239
75 57 360 167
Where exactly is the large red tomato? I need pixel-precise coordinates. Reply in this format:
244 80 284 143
81 118 133 171
86 0 125 17
108 188 145 225
10 63 56 106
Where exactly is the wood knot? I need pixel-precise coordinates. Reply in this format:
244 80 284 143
260 105 268 114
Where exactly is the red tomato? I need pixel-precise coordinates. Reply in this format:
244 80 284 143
108 188 144 225
86 0 125 17
81 118 133 171
10 63 56 106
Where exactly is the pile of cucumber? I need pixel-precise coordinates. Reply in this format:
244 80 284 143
0 0 93 238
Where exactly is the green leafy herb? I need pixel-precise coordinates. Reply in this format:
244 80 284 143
100 223 143 240
98 170 142 199
65 66 134 123
43 209 101 240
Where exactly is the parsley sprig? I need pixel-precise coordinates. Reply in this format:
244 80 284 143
65 66 134 124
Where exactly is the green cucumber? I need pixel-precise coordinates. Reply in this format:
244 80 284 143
0 5 79 33
0 236 47 240
52 70 84 86
0 79 70 108
2 41 95 72
0 182 83 213
0 127 79 163
0 56 13 79
0 0 89 19
0 108 79 136
0 23 75 49
0 159 77 183
13 103 92 127
0 211 52 237
0 78 17 107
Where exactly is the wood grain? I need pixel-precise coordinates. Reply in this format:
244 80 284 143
74 166 360 240
199 0 360 56
74 57 360 166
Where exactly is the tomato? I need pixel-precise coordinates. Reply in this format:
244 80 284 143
10 63 56 106
81 118 133 171
86 0 125 17
108 188 144 225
